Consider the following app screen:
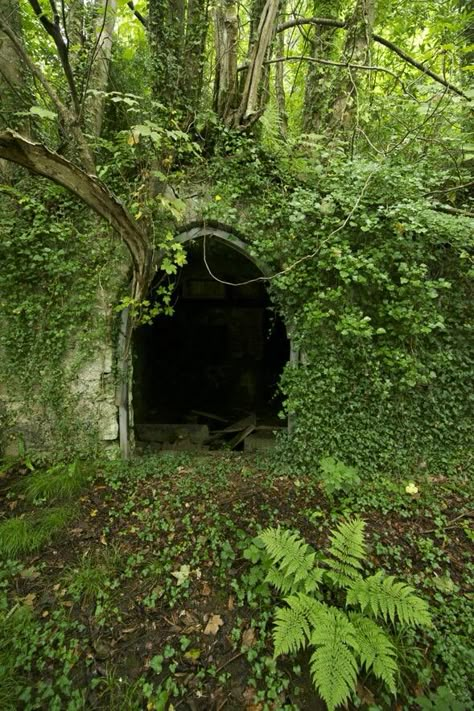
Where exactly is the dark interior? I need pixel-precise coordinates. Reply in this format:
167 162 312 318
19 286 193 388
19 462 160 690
132 238 289 439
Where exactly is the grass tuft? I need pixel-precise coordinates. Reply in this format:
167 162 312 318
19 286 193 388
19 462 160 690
64 548 122 605
20 461 90 503
0 506 74 557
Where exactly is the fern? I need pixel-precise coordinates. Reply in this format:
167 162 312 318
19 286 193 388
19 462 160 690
309 606 359 711
261 519 431 708
273 593 324 656
347 571 432 627
260 527 321 593
349 613 398 693
324 516 366 587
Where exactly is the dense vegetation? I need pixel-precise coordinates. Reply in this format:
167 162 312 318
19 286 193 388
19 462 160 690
0 0 473 708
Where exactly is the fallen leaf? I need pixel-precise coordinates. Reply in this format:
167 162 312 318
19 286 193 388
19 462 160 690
23 593 36 607
227 595 235 611
201 582 211 596
89 509 98 517
171 564 191 586
203 614 224 636
100 534 107 546
20 567 40 580
42 610 49 618
242 627 256 648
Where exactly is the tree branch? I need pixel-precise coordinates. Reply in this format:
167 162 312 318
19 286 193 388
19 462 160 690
276 16 471 101
28 0 81 114
126 1 147 27
0 16 95 172
0 130 152 296
238 54 413 95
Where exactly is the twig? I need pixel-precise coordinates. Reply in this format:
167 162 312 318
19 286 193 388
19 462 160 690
215 650 244 673
421 511 473 534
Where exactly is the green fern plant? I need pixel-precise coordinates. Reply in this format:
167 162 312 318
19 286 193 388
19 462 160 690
259 517 431 711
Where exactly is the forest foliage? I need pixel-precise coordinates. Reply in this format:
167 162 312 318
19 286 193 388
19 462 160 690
0 0 473 467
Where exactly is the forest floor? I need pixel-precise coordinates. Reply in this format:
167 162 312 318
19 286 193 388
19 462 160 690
0 452 473 711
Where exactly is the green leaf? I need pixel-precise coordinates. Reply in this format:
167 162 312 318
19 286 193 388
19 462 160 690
29 106 57 121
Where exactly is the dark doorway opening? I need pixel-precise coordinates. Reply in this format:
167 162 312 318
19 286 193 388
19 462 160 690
132 237 289 450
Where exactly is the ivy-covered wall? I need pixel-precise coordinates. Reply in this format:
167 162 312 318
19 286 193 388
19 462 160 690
196 140 474 475
0 176 129 458
1 140 473 475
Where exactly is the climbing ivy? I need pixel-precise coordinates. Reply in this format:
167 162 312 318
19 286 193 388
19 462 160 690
201 135 474 474
0 176 125 456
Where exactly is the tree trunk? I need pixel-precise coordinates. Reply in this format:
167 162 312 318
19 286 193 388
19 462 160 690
84 0 117 137
0 0 30 177
302 0 342 133
181 0 209 119
330 0 376 131
214 0 239 123
235 0 280 127
274 23 288 139
148 0 186 109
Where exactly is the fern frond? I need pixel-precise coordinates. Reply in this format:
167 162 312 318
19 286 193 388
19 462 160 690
266 566 323 594
260 527 320 593
347 571 432 627
309 606 359 711
349 613 398 693
273 594 324 656
324 517 366 588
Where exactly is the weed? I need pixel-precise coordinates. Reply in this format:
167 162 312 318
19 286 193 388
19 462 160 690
64 549 120 605
318 456 361 498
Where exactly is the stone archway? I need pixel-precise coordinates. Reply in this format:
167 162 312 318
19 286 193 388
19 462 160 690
120 226 296 456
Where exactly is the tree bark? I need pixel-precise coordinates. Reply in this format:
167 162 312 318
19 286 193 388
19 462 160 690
0 0 29 176
148 0 186 108
181 0 209 118
302 1 342 133
274 22 288 139
331 0 376 130
235 0 279 127
214 0 239 123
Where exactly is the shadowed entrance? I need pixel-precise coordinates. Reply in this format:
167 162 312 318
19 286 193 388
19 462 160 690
132 236 289 449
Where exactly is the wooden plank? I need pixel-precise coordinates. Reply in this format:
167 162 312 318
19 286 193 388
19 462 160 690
228 424 256 450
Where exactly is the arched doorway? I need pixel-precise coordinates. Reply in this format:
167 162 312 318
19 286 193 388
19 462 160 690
131 230 290 451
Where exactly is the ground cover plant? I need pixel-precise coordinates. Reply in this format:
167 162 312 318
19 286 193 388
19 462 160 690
0 451 472 710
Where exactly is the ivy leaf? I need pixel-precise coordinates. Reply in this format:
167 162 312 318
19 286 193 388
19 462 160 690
29 106 57 121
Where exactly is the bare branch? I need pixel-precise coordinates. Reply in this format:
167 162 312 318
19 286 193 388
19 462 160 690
126 1 147 27
238 54 413 96
27 0 81 113
276 16 471 101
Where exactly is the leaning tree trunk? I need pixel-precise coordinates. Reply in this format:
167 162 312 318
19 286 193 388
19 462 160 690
302 0 343 133
330 0 376 130
234 0 280 128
